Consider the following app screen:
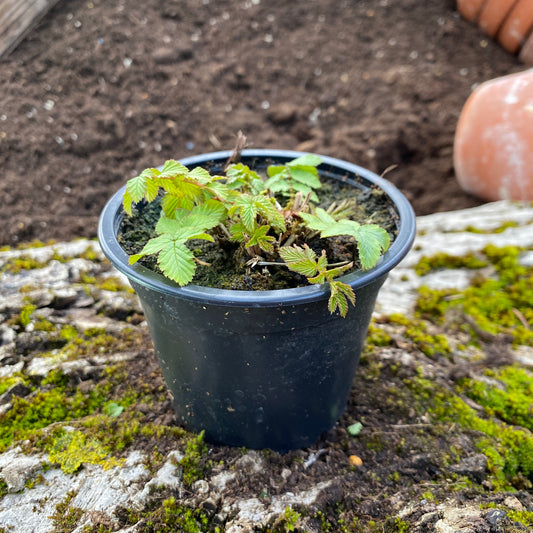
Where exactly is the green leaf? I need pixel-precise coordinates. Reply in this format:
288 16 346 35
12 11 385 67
104 402 124 418
157 240 196 285
299 208 337 233
319 219 361 238
328 280 356 317
247 225 275 253
229 221 247 242
155 215 185 235
129 234 173 264
205 181 236 202
354 224 390 270
347 421 363 436
193 199 227 225
266 165 287 178
161 194 183 217
125 173 148 204
324 261 354 281
287 154 322 168
122 189 134 216
188 166 213 184
253 195 286 232
279 245 320 277
288 167 321 189
159 159 189 177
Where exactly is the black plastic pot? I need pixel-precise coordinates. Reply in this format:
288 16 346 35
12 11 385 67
98 150 416 451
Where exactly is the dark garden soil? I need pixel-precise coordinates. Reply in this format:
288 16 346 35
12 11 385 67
0 0 525 247
1 1 532 531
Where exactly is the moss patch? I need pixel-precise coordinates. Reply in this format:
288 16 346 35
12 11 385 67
416 245 533 347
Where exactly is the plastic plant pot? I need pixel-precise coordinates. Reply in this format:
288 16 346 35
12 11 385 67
98 150 416 451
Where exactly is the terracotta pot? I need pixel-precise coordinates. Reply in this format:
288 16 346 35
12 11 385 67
454 69 533 201
478 0 518 37
519 29 533 64
497 0 533 54
457 0 486 22
456 0 533 62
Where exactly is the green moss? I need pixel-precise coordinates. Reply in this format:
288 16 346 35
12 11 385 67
458 366 533 432
123 496 217 533
50 490 84 533
364 323 392 350
405 377 533 490
481 503 533 528
179 431 210 486
0 382 109 453
416 245 533 347
383 517 410 533
0 479 8 499
506 509 533 528
7 302 38 328
47 429 123 474
415 251 488 277
464 221 522 234
0 375 30 396
94 276 132 292
1 256 50 274
387 314 451 358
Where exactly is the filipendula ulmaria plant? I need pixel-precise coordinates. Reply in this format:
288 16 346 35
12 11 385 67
122 155 390 316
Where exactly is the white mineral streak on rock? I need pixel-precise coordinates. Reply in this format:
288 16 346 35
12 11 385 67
0 451 148 532
225 480 332 532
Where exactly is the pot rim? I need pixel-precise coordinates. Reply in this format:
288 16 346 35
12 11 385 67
98 149 416 307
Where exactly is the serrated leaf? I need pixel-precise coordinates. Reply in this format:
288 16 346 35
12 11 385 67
129 234 173 264
122 189 134 216
247 225 275 253
279 245 320 277
288 167 321 189
233 195 258 232
278 244 316 264
287 154 322 168
229 221 247 242
354 224 390 270
253 195 286 232
157 240 196 285
126 173 148 204
324 261 354 281
161 194 182 217
193 199 227 224
175 180 204 202
155 215 185 235
188 166 213 184
205 181 236 202
308 271 326 284
328 280 355 317
320 219 361 238
299 208 337 233
159 159 189 177
266 165 287 178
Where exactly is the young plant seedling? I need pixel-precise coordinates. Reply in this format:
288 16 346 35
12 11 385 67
122 154 391 316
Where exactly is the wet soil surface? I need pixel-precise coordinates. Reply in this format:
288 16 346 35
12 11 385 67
0 0 525 246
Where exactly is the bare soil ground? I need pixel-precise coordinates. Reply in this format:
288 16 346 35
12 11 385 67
1 2 532 532
0 0 525 246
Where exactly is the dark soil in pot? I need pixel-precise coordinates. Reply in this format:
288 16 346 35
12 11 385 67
118 167 399 291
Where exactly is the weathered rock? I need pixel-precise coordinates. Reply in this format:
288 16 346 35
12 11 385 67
0 207 532 531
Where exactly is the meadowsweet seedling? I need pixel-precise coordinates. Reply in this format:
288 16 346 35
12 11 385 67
120 154 391 316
